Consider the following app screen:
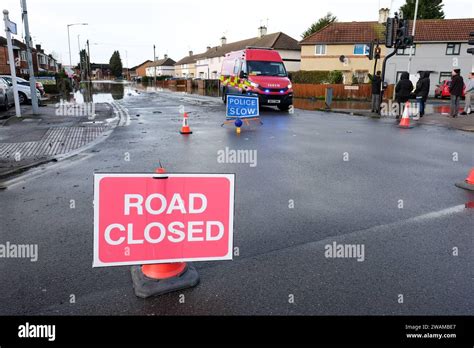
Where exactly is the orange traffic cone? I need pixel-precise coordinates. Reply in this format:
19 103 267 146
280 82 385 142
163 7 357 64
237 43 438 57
180 112 192 134
130 166 200 298
398 101 414 129
455 168 474 191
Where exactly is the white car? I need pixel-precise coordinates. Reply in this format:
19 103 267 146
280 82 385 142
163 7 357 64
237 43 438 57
0 77 14 111
0 75 42 105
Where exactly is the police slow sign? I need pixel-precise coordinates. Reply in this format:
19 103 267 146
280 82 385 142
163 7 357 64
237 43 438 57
93 173 235 267
226 95 259 118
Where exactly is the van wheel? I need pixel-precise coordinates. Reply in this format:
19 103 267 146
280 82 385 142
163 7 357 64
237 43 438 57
278 103 291 111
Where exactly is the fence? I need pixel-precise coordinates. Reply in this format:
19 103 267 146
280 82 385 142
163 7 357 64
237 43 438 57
293 83 395 101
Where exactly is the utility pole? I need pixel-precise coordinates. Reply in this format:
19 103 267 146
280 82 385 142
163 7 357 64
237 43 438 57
86 39 91 81
77 34 82 80
20 0 39 114
3 10 21 117
406 0 419 73
153 44 157 86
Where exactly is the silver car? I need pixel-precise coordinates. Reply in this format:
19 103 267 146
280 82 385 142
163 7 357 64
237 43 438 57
0 75 42 104
0 77 14 111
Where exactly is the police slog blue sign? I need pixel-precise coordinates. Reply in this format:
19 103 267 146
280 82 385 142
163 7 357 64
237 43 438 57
226 95 260 118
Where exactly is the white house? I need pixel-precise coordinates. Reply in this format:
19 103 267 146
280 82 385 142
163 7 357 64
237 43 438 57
145 55 176 77
195 27 301 79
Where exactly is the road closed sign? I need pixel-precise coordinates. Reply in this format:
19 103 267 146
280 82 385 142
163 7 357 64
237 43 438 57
93 173 235 267
226 95 259 118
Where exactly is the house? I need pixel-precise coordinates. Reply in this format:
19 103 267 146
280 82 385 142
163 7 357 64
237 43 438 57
90 63 112 80
174 51 204 78
195 27 301 79
299 11 474 93
0 37 58 78
384 18 474 96
145 55 176 77
299 14 389 84
130 60 152 78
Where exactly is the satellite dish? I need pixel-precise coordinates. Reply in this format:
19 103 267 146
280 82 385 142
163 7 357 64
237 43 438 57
339 55 346 63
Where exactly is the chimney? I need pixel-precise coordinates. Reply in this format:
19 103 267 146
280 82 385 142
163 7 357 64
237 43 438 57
189 50 193 56
378 8 389 24
258 26 267 38
206 46 211 51
220 36 227 46
35 44 41 51
164 54 168 59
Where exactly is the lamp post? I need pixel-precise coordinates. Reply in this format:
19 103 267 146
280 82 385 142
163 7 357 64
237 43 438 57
67 23 88 67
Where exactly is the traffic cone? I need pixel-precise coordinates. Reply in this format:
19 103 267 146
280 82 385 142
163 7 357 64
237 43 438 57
455 168 474 191
130 166 200 298
398 101 414 129
179 112 192 134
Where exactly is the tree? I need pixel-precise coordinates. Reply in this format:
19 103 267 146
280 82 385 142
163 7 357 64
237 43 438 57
400 0 444 20
109 51 123 78
301 12 337 39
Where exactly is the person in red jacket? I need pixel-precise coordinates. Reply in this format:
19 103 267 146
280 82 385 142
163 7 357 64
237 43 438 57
449 69 464 118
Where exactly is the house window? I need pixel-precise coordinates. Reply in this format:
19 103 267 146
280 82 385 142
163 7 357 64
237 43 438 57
446 43 460 55
315 44 326 55
439 72 451 84
20 51 26 61
353 44 369 55
396 46 416 55
353 70 368 83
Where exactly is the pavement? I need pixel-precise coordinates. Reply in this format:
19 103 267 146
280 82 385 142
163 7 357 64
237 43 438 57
0 102 127 181
0 88 473 315
326 98 474 132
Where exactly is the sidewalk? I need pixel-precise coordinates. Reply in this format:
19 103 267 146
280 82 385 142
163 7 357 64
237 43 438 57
327 108 474 132
0 102 120 181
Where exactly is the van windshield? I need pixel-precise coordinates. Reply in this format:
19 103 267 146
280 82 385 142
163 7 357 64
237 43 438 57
247 61 287 77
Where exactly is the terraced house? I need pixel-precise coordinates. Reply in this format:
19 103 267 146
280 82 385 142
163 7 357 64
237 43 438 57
174 27 301 80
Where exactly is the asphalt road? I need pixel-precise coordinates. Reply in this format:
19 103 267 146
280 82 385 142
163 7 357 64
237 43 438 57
1 89 473 315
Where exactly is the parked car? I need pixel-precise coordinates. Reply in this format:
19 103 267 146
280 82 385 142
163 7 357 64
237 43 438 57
435 80 466 99
0 75 42 104
220 48 293 111
0 77 14 111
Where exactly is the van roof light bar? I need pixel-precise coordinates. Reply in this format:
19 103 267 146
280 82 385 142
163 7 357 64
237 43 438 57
245 46 274 50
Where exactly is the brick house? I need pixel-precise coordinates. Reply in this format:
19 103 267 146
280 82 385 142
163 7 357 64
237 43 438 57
130 60 153 78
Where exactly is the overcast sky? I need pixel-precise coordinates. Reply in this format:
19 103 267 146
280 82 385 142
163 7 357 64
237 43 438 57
2 0 473 67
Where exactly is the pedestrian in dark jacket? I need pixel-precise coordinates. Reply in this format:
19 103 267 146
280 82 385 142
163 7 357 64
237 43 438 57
414 71 430 117
395 72 413 119
449 69 464 117
371 71 382 113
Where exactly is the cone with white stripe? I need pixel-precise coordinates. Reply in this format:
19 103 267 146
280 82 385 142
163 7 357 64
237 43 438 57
398 101 414 129
180 112 192 134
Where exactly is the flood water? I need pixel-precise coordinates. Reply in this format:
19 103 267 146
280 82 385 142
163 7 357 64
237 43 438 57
49 81 452 115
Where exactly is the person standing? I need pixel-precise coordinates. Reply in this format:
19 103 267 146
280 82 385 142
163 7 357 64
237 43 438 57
461 72 473 115
414 71 430 118
371 71 382 113
449 69 464 118
395 72 413 119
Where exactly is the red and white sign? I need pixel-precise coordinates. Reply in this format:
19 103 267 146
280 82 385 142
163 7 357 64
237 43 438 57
93 173 235 267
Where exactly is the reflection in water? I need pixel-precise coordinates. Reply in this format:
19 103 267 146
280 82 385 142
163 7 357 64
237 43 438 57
293 98 371 110
48 81 135 104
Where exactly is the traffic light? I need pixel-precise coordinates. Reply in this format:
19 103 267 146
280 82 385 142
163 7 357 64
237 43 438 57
468 31 474 55
367 42 374 60
396 19 409 48
385 18 395 48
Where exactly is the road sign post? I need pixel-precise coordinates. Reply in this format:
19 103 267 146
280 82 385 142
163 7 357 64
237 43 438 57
2 10 21 117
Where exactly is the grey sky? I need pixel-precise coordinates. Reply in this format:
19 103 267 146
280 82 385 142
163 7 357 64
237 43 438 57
3 0 473 67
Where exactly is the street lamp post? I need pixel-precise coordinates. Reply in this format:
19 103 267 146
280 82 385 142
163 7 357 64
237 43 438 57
67 23 88 67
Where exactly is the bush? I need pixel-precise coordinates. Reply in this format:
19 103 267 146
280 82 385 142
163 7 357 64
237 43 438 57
43 84 59 94
328 71 343 84
291 70 344 84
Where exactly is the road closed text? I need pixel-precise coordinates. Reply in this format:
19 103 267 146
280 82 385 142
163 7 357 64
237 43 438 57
104 193 225 245
94 174 234 266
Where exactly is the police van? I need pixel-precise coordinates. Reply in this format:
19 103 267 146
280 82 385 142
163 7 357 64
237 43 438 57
220 47 293 111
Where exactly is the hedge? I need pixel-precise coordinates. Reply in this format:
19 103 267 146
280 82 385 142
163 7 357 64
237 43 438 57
291 70 343 84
